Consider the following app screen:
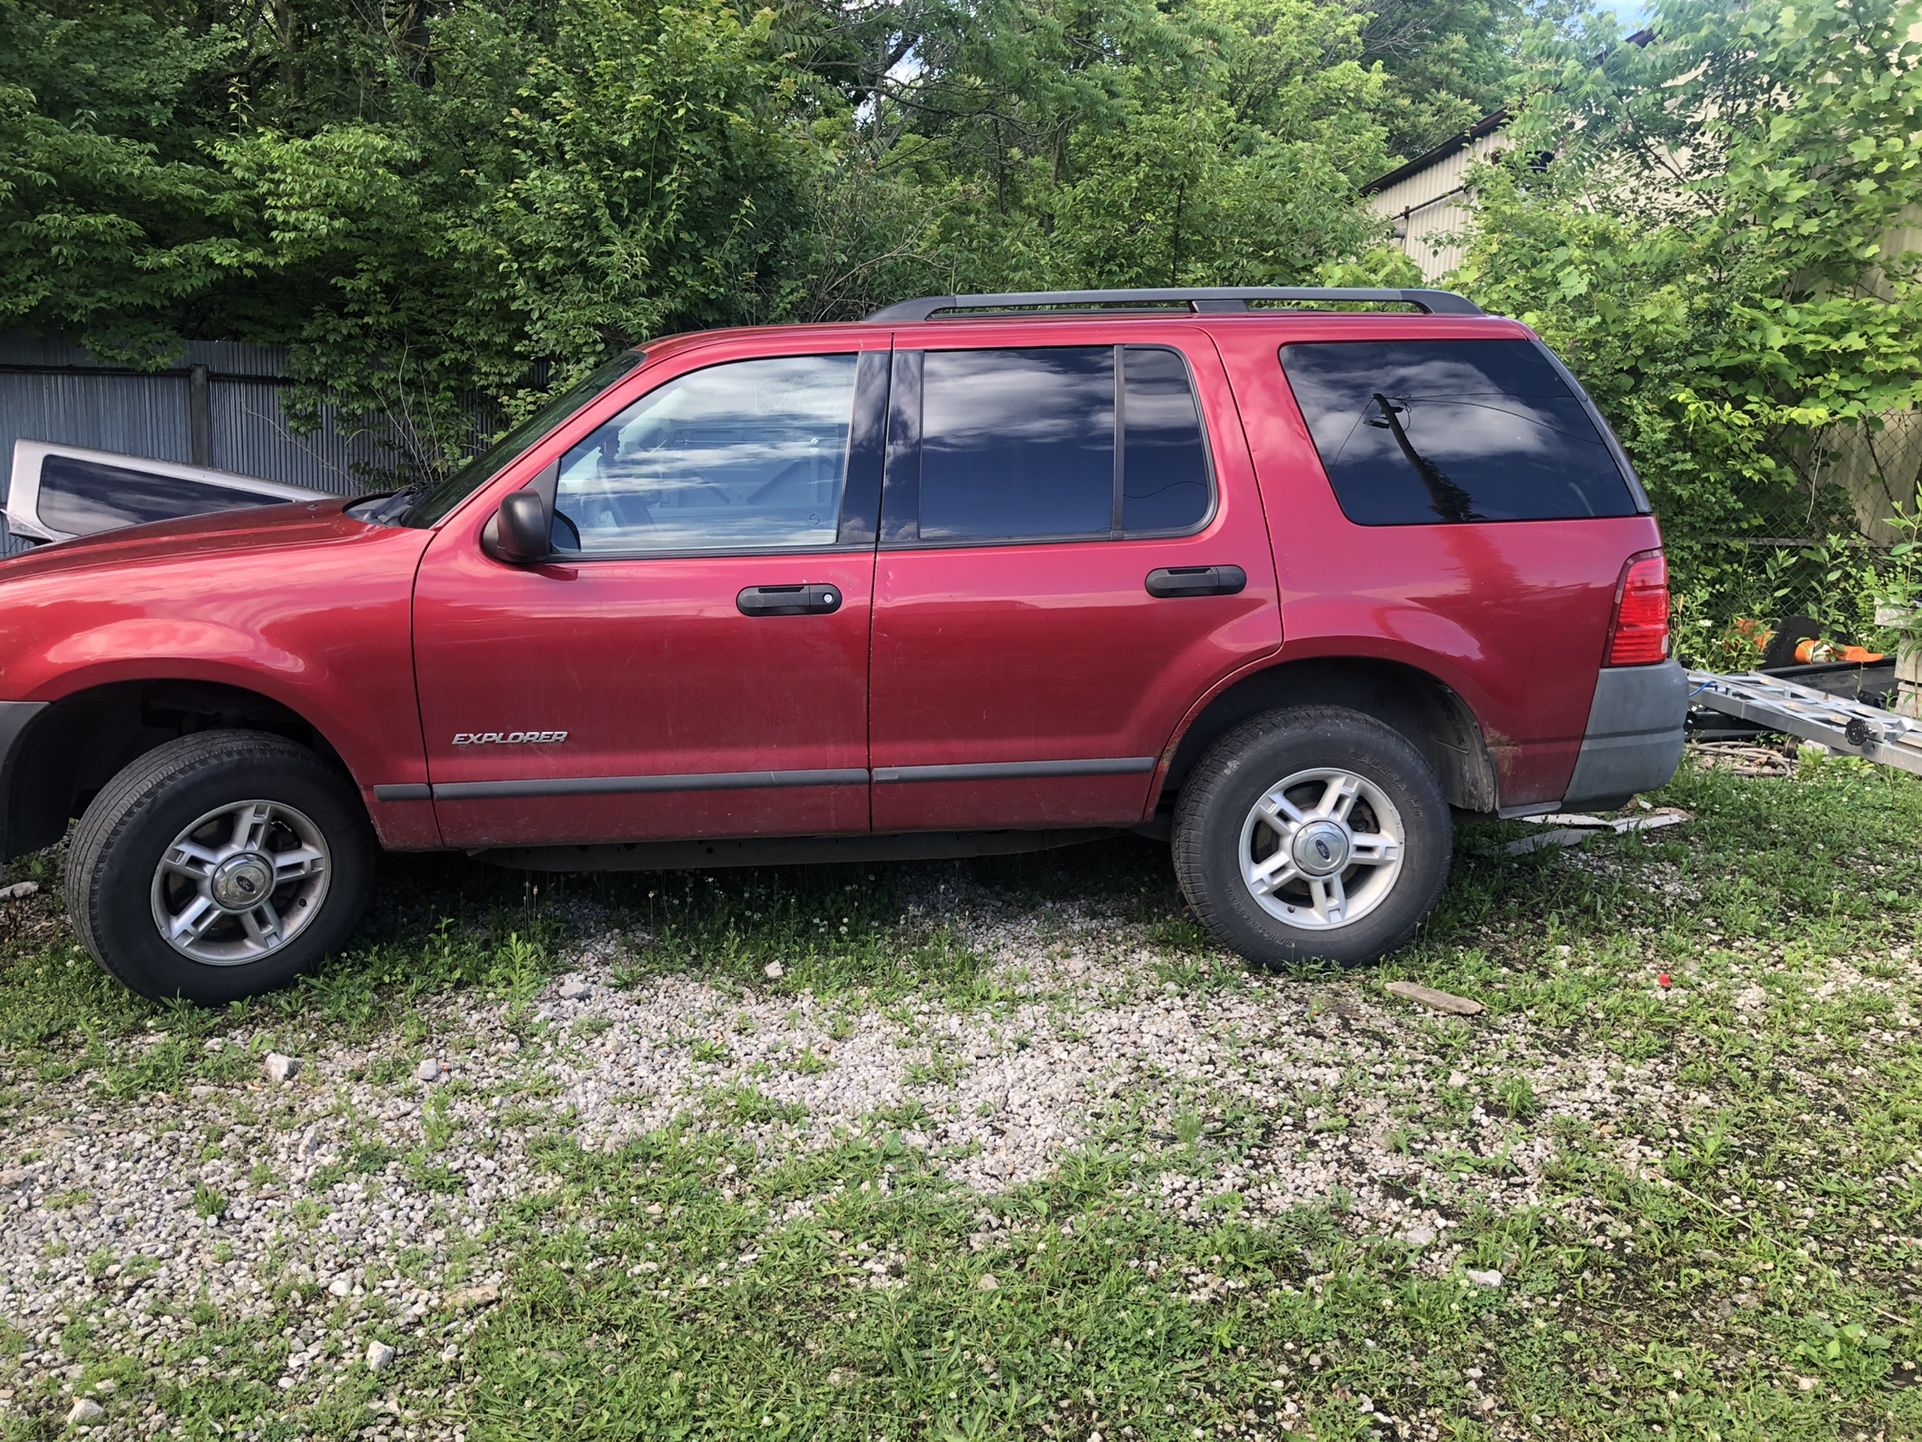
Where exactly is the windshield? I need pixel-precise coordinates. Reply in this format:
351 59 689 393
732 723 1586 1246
402 350 645 526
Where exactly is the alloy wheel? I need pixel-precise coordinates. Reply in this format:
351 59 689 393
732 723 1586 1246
1236 766 1406 929
147 800 331 965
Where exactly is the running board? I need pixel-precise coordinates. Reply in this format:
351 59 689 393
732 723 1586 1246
473 828 1126 871
1687 670 1922 776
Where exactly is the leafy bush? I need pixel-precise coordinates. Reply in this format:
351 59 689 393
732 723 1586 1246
1455 0 1922 650
0 0 1571 474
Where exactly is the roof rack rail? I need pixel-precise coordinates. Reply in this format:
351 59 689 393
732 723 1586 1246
865 287 1482 322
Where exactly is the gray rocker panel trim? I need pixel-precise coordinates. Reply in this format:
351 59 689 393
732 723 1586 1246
387 757 1157 801
871 758 1158 784
371 783 432 802
432 768 871 801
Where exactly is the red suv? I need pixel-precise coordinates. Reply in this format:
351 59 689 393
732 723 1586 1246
0 288 1686 1002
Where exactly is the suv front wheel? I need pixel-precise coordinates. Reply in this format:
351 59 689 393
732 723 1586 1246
65 730 374 1004
1172 706 1452 968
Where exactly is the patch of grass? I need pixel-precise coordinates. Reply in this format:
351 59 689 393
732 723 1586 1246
708 1083 810 1127
191 1183 228 1220
602 863 1005 1008
0 852 574 1110
439 1106 1921 1441
4 762 1922 1439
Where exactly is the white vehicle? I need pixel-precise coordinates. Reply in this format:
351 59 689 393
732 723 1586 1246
5 440 323 548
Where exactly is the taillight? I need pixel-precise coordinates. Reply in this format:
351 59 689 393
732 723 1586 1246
1605 550 1670 666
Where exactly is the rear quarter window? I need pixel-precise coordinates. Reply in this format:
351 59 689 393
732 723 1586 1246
1278 339 1638 525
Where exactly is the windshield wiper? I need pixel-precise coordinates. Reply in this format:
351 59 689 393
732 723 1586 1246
1369 392 1480 525
367 480 433 525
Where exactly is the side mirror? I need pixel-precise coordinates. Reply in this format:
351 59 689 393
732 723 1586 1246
488 490 551 564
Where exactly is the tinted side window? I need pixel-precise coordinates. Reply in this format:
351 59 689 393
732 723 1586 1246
920 348 1115 541
1122 347 1211 533
555 354 856 553
39 456 284 536
915 345 1211 542
1278 340 1636 525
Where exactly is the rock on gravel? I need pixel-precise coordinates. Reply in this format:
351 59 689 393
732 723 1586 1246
67 1397 105 1426
1465 1268 1505 1288
263 1052 300 1083
558 976 591 1000
416 1059 442 1082
0 880 38 901
366 1339 396 1372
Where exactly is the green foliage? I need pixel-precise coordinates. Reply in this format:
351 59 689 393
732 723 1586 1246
1361 0 1582 160
839 0 1397 293
0 0 1574 471
217 0 819 467
1 0 823 465
1455 0 1922 645
0 3 243 360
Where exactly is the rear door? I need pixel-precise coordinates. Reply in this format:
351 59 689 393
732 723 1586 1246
412 341 888 847
868 325 1281 832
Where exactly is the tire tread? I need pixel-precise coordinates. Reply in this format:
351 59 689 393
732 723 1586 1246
63 730 362 1000
1171 705 1451 967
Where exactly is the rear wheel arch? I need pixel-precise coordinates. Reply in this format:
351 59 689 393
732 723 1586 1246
4 679 360 859
1154 656 1500 816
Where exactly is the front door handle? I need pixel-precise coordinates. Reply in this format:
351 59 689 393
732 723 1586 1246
737 583 843 617
1145 565 1247 599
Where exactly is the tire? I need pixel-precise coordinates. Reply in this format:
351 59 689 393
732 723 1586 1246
64 729 374 1004
1172 705 1452 969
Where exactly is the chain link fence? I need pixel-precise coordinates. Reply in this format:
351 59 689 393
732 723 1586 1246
1666 410 1922 669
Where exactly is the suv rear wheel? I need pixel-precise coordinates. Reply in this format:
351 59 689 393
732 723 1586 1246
65 730 373 1004
1172 706 1451 968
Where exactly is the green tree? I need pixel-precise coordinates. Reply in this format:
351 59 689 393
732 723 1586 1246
863 0 1394 290
1457 0 1922 636
220 0 816 467
1360 0 1591 159
0 2 241 358
0 0 1550 479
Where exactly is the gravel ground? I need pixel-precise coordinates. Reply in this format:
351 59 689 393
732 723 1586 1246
0 873 1728 1439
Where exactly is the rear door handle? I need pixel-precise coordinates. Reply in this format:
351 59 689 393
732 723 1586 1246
1145 565 1247 598
737 583 843 617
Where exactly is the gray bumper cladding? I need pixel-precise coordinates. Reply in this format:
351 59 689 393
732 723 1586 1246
1561 661 1688 808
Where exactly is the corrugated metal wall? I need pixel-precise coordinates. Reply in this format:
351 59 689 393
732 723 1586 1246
1365 131 1506 283
0 332 402 507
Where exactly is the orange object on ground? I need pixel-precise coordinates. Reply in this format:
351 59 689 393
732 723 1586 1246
1793 637 1886 664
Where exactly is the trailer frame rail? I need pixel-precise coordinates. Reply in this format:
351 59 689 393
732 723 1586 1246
1687 669 1922 776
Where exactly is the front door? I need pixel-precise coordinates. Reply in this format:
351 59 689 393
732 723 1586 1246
412 344 888 848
